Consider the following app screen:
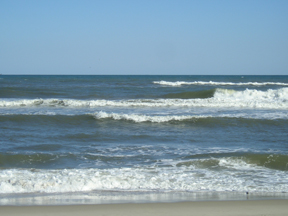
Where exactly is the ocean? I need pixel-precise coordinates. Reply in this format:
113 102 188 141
0 75 288 205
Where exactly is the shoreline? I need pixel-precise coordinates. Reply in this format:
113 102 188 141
1 200 288 216
1 191 287 206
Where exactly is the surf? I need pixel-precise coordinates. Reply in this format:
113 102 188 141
154 80 288 86
1 87 287 109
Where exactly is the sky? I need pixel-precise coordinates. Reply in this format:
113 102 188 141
1 0 288 75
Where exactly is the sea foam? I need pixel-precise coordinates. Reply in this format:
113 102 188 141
0 158 287 194
154 80 288 86
91 111 288 122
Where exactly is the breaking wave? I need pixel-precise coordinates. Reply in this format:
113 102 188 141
91 112 288 122
1 88 287 109
92 111 204 122
1 153 287 194
154 80 288 86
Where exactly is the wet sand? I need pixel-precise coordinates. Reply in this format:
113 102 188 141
1 200 288 216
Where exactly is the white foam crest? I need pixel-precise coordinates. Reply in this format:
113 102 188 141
92 111 288 122
213 88 288 105
0 111 286 121
0 164 287 194
0 98 170 108
0 111 58 116
92 111 203 123
154 80 288 86
218 157 258 170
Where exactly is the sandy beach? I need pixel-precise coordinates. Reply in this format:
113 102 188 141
1 200 288 216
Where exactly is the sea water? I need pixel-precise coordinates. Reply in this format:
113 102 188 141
0 75 288 205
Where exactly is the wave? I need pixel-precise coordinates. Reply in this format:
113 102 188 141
244 154 288 171
1 112 287 125
1 152 287 171
92 111 288 122
164 89 215 99
178 153 288 171
154 80 288 86
0 153 287 194
1 88 288 109
93 111 206 122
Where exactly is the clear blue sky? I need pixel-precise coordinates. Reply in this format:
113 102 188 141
1 0 287 75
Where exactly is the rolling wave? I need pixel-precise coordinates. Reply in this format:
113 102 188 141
92 112 288 122
1 88 287 109
1 152 287 171
164 89 215 99
0 153 287 194
92 111 204 122
178 153 288 171
2 113 287 125
154 80 288 86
